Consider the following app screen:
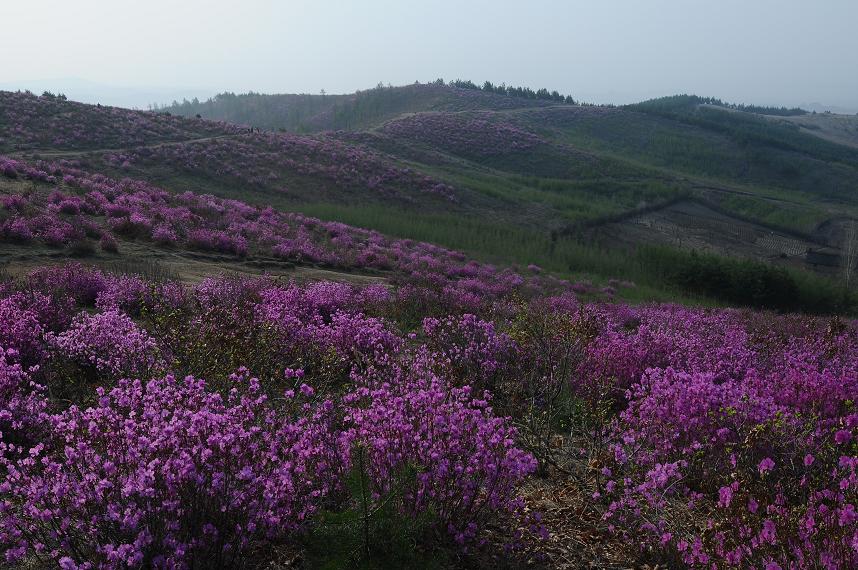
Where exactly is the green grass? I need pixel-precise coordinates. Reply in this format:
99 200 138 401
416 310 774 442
711 193 829 234
519 105 858 213
292 202 856 314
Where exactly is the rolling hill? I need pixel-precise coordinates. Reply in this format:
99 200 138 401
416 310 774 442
162 85 858 230
3 84 858 312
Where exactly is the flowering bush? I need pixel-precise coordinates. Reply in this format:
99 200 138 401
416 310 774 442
0 372 346 567
0 295 45 365
50 309 162 378
422 313 517 392
345 352 537 544
26 263 107 306
0 347 47 444
95 274 151 315
583 307 858 568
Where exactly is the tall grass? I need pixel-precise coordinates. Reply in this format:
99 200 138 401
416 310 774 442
294 202 856 314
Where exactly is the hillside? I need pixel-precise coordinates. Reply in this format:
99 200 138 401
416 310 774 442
769 111 858 150
162 86 858 229
3 87 858 312
139 87 858 282
1 87 857 570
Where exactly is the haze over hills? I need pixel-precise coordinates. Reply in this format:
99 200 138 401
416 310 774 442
0 78 215 110
799 102 858 115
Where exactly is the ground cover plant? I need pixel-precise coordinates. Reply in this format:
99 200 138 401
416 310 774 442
0 260 854 568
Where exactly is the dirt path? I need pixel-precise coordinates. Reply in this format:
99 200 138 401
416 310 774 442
0 241 390 287
7 133 240 159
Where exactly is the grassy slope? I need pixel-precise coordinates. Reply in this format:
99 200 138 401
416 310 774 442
4 87 858 311
164 86 858 233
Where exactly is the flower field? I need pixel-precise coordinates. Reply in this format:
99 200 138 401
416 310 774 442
0 255 854 567
0 91 856 569
379 112 546 158
0 155 513 299
114 132 456 202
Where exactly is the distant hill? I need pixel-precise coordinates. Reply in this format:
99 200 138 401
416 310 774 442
158 82 569 132
628 94 808 116
799 102 858 115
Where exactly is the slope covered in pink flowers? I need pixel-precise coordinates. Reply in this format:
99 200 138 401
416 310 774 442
0 153 567 301
0 88 856 569
0 91 240 153
0 261 854 568
0 89 669 227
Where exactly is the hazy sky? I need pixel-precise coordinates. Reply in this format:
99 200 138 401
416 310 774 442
2 0 856 110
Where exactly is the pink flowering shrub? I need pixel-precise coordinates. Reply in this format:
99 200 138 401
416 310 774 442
345 352 537 544
422 313 517 392
0 217 33 242
0 347 47 445
309 310 403 365
95 274 151 315
26 263 107 306
254 284 403 383
151 223 178 246
0 372 346 567
99 232 119 252
589 308 858 568
50 309 162 378
604 366 857 568
188 229 247 256
0 295 45 365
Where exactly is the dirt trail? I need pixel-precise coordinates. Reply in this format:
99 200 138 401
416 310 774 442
0 241 390 287
7 134 240 159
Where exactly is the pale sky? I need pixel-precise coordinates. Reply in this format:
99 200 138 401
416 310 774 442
1 0 856 111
